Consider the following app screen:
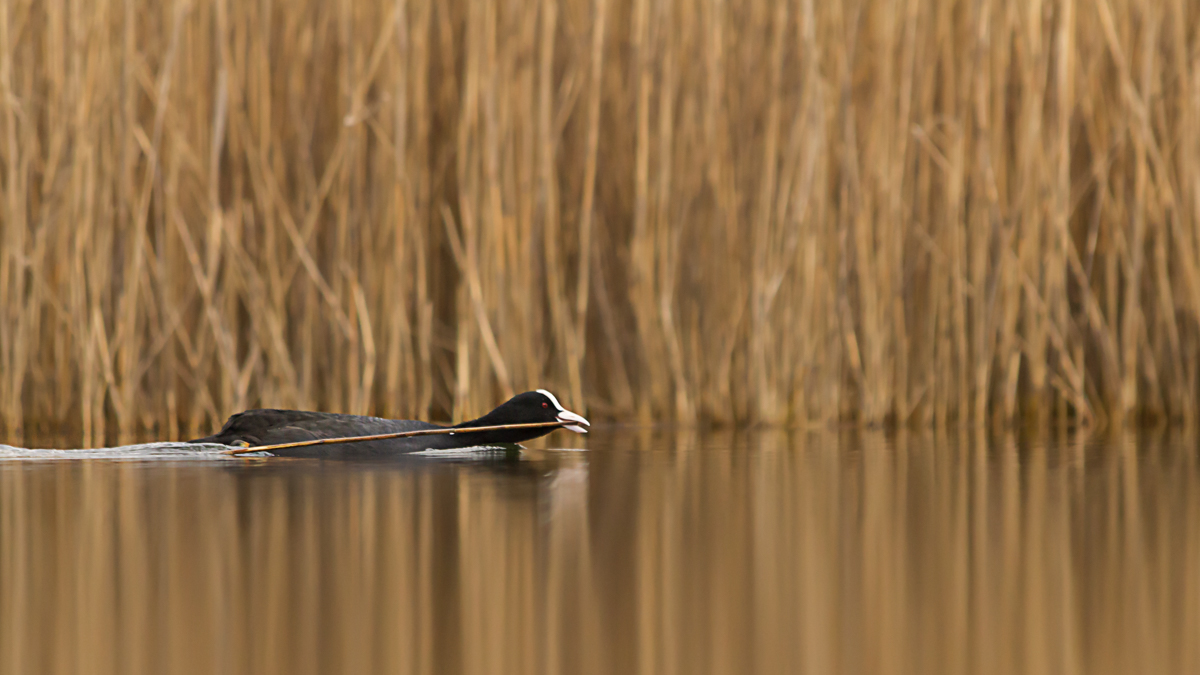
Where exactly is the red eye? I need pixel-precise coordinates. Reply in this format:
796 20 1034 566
542 402 549 408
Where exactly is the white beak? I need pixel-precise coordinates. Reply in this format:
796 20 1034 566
556 409 590 434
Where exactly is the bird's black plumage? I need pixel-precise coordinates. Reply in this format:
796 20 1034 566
189 390 589 458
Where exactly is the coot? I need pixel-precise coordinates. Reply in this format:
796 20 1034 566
189 390 589 458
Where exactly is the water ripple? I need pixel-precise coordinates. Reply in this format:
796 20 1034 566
0 441 237 461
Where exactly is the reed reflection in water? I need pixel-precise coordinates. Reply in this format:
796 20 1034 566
0 431 1196 675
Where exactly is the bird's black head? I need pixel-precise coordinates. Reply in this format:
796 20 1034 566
454 390 590 442
491 390 590 432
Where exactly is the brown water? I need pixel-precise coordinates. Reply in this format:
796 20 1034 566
0 429 1197 675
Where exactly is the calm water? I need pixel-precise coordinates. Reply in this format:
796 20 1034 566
0 429 1197 675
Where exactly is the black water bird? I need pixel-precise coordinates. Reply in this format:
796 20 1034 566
189 390 590 458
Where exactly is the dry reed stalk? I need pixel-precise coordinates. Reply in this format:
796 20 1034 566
0 0 1198 440
218 419 570 455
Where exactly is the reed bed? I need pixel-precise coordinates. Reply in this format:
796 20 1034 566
0 0 1197 443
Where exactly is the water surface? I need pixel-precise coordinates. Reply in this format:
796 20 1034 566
0 429 1196 674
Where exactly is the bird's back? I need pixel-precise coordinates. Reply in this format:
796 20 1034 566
191 409 443 456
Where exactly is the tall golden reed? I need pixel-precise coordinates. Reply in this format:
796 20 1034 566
0 0 1196 444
